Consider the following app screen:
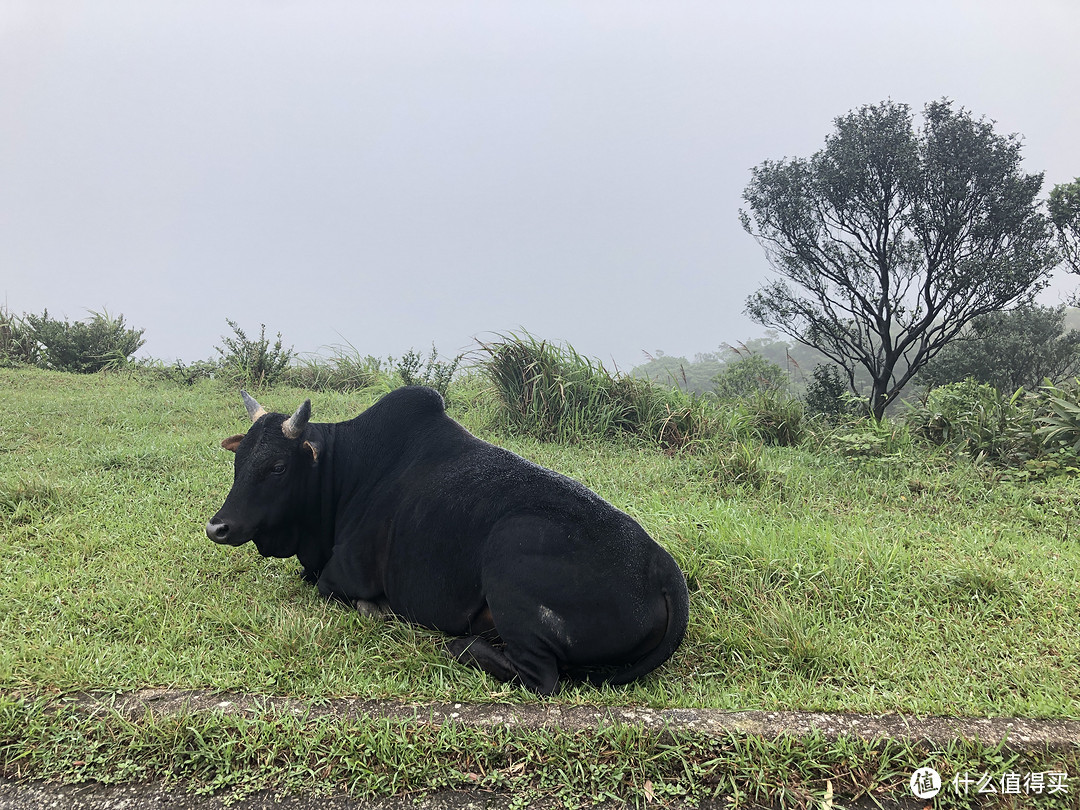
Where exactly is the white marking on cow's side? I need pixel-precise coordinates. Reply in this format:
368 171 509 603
538 605 570 645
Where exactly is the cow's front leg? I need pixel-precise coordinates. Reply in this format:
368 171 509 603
316 554 385 611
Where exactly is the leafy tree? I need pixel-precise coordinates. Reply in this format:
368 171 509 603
741 99 1057 420
1049 177 1080 281
918 304 1080 392
632 351 724 395
721 336 812 384
712 353 788 400
24 309 145 373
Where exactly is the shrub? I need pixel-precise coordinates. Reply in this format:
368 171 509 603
394 345 463 399
902 378 1080 478
23 309 145 373
1034 379 1080 452
172 359 219 385
215 319 295 389
917 304 1080 392
804 364 849 421
905 379 1038 465
815 418 914 461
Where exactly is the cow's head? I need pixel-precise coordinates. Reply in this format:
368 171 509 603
205 391 323 558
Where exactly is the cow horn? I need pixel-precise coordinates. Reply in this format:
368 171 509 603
282 400 311 439
241 390 266 422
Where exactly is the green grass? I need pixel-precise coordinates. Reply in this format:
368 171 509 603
2 366 1080 805
2 695 1076 809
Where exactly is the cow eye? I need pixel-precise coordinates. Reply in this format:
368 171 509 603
271 461 287 475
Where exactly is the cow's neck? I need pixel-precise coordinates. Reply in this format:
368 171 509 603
292 421 341 577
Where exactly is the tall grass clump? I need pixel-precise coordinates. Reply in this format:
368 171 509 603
283 344 389 393
1023 378 1080 478
707 349 804 447
0 307 39 367
735 389 806 447
681 437 768 489
479 333 728 448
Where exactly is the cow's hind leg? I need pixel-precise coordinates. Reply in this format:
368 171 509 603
444 636 560 695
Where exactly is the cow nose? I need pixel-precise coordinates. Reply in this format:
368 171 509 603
206 518 230 543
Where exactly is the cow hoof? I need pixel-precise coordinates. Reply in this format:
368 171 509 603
443 636 521 685
353 599 390 620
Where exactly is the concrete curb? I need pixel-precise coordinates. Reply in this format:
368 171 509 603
4 689 1078 809
55 688 1080 750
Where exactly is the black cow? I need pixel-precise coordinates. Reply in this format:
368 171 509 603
205 386 689 695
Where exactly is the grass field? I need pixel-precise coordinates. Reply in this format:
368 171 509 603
2 366 1079 806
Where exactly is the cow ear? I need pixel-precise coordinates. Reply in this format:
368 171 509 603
303 439 321 465
221 434 245 453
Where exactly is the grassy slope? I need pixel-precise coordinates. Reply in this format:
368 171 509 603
2 367 1078 720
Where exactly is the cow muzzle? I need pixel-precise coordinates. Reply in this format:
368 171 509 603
206 517 239 545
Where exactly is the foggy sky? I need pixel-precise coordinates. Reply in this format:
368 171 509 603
2 1 1078 370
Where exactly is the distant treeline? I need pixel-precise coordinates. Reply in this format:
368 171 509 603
631 305 1080 404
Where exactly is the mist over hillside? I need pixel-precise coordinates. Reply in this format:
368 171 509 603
633 307 1080 398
